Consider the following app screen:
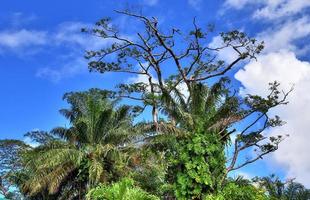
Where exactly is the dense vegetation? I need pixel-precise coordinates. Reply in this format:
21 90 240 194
0 10 309 200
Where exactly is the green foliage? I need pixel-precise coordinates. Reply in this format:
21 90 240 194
159 81 233 199
86 178 159 200
168 129 226 199
204 182 268 200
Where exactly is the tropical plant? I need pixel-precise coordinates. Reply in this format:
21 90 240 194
86 177 159 200
17 89 140 199
204 182 268 200
254 175 310 200
284 182 310 200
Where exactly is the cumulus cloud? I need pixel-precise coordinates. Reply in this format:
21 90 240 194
235 51 310 187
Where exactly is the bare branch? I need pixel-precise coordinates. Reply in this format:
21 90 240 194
192 56 244 81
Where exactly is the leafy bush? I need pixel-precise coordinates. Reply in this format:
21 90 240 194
168 130 226 199
204 182 268 200
86 178 159 200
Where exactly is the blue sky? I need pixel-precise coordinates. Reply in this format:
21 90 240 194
1 0 310 187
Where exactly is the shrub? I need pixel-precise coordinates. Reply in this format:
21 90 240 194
204 182 268 200
86 178 159 200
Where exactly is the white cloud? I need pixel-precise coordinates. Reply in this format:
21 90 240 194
0 21 111 53
235 51 310 187
257 17 310 55
224 0 253 10
224 0 310 20
0 17 129 81
0 29 47 49
188 0 202 10
0 12 42 53
35 21 117 82
36 58 88 83
253 0 310 20
176 82 190 101
35 21 133 82
54 22 113 50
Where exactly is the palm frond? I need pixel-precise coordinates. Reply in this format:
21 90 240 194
47 163 76 194
89 158 105 185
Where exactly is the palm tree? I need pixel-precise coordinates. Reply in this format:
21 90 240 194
19 89 140 199
254 175 285 199
284 181 310 200
144 77 239 145
254 175 310 200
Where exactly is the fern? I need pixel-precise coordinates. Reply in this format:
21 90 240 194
87 178 160 200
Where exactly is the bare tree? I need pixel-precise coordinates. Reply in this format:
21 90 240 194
83 10 264 131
